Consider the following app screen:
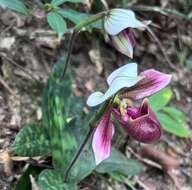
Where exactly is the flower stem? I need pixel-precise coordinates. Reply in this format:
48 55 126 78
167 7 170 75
61 12 106 80
64 101 110 182
61 31 76 79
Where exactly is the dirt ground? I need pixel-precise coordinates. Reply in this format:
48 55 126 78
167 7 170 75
0 0 192 190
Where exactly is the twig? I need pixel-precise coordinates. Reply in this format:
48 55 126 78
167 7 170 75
127 147 162 170
128 5 191 21
0 52 41 83
146 27 179 72
0 122 20 131
0 76 15 95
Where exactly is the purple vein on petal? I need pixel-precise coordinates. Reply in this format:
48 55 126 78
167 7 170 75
92 109 115 165
123 69 172 100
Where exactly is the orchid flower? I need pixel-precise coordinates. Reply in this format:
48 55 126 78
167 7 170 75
87 63 171 165
104 9 151 58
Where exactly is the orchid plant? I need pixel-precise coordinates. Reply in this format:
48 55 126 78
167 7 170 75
87 63 171 164
3 1 190 190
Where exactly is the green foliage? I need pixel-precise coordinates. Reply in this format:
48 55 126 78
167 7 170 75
57 8 102 29
0 0 28 15
56 8 89 24
13 166 42 190
11 123 50 156
38 169 77 190
95 148 143 176
149 88 191 137
47 11 67 36
110 173 136 189
148 87 172 111
51 0 84 6
43 57 77 170
157 111 190 137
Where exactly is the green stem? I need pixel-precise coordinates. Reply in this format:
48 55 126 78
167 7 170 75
61 11 107 80
64 100 110 182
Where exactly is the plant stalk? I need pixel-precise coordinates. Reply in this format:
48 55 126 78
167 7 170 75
61 12 107 80
64 101 110 182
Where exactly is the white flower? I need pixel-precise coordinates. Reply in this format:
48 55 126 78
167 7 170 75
87 63 143 107
104 9 151 58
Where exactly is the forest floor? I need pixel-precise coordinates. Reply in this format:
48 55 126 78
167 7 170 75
0 0 192 190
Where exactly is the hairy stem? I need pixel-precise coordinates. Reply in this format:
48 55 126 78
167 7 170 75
61 31 76 79
61 12 107 80
64 101 110 182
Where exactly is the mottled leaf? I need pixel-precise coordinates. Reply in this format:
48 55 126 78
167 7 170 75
95 148 143 176
11 123 50 156
38 169 77 190
42 57 77 170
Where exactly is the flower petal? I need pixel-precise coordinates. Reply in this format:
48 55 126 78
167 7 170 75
87 92 106 107
105 75 143 100
92 110 115 165
107 63 138 85
125 69 172 100
104 9 147 35
87 63 143 107
111 29 135 58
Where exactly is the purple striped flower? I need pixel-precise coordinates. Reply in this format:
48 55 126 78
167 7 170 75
87 64 171 165
104 9 151 58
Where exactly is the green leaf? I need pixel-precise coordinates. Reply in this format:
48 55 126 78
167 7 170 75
95 148 143 176
51 0 84 6
13 166 42 190
0 0 28 15
38 169 77 190
42 57 77 170
148 87 173 111
47 11 67 36
57 8 102 29
68 122 96 182
110 173 136 189
157 112 191 137
11 123 50 157
162 107 187 123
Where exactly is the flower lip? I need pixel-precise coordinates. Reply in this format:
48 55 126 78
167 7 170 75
113 99 162 143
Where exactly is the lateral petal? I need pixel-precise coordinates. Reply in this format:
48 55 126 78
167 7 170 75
127 69 172 100
92 110 115 165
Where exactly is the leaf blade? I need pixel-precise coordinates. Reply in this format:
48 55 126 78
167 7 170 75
0 0 28 15
11 123 50 157
47 11 67 36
